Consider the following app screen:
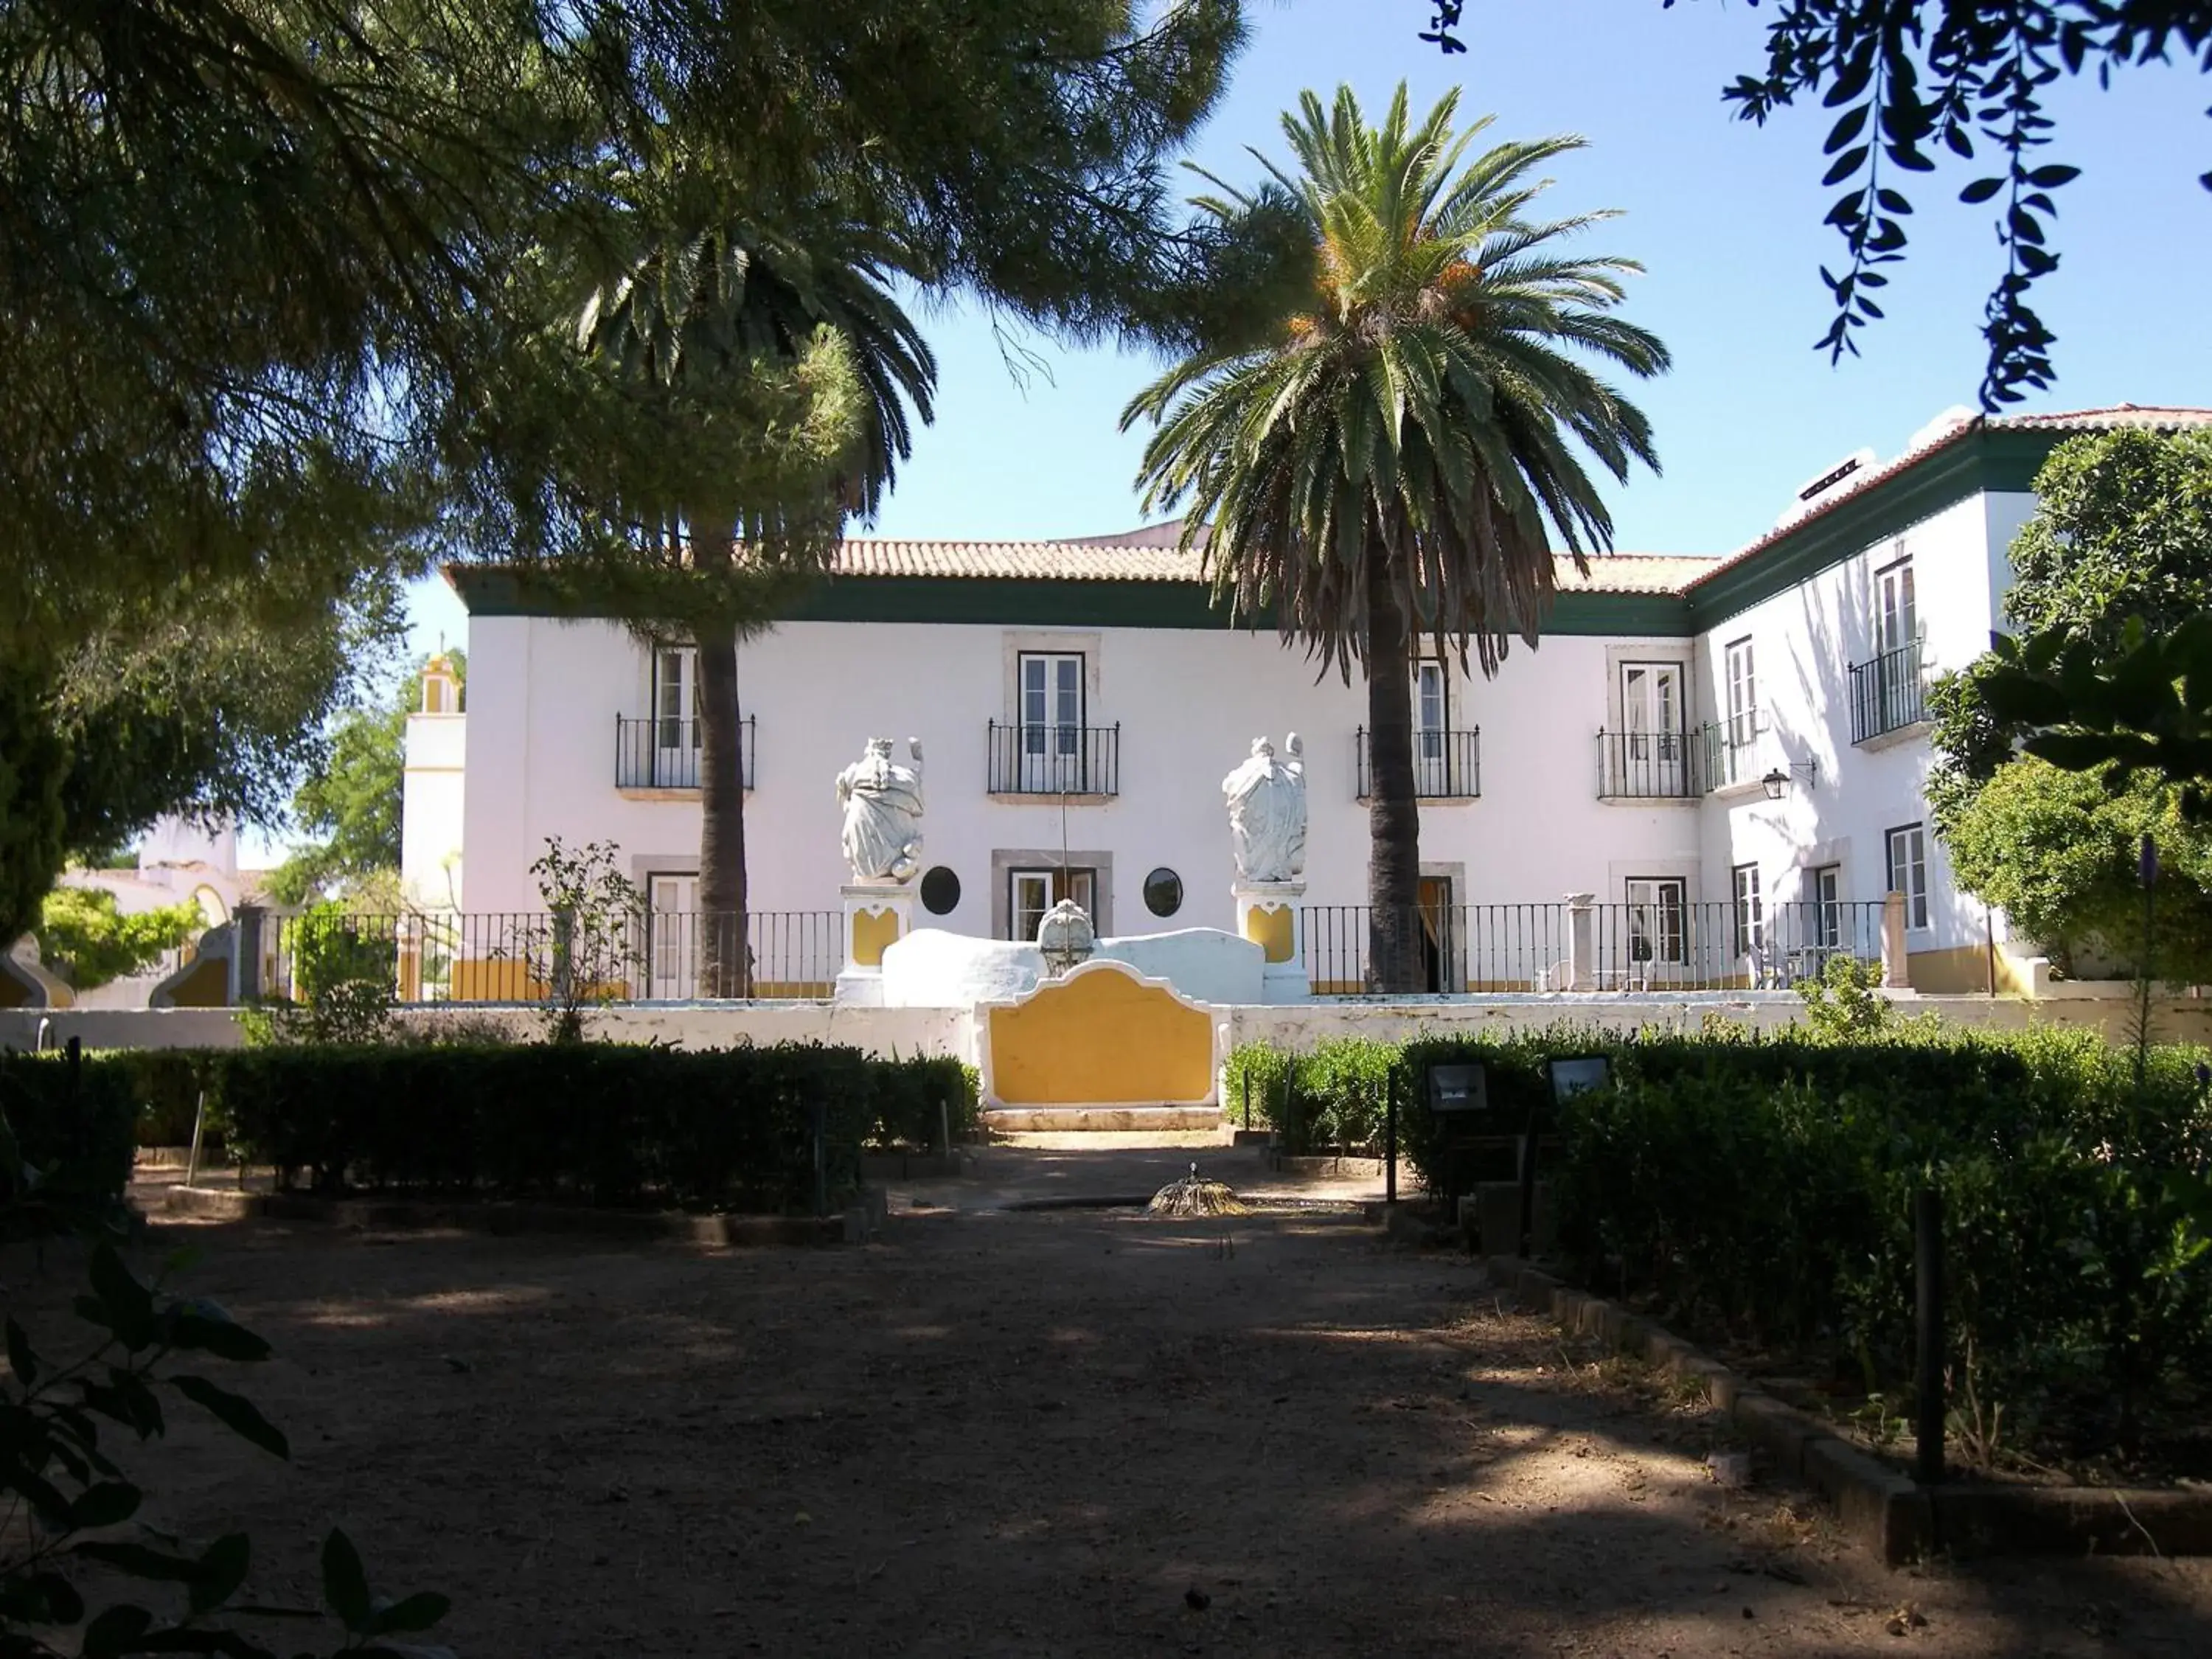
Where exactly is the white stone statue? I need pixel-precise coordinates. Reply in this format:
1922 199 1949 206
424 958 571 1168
836 737 925 884
1222 734 1307 883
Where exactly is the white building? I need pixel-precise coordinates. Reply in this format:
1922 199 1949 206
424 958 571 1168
403 404 2212 999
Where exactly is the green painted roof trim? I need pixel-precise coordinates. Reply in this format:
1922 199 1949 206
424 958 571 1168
1681 426 2056 632
448 424 2066 639
451 566 1694 636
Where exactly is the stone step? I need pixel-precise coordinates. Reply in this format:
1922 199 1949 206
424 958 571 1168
984 1105 1225 1134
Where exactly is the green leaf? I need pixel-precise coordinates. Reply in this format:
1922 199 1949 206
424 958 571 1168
188 1532 252 1616
89 1244 158 1349
72 1540 204 1582
80 1603 155 1658
366 1592 452 1637
167 1307 274 1364
70 1481 145 1528
322 1528 373 1630
171 1374 290 1460
6 1315 38 1387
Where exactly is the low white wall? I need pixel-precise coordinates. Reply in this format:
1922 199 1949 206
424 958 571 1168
1223 992 2212 1051
0 1009 246 1051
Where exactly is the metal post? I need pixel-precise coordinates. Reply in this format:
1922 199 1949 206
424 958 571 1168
1914 1186 1944 1486
1516 1112 1539 1259
1384 1072 1398 1207
1242 1073 1251 1133
812 1099 829 1219
939 1096 951 1158
185 1091 207 1189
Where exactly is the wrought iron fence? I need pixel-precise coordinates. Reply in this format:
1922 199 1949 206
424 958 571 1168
1302 903 1571 995
613 715 757 790
267 909 838 1004
1585 899 1886 990
1299 898 1885 994
1848 641 1927 744
1355 727 1481 799
985 720 1120 796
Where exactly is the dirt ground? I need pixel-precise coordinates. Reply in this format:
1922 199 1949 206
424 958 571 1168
13 1148 2212 1657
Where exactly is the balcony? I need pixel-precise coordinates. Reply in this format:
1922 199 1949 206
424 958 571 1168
1849 641 1927 744
1594 726 1709 799
1355 726 1481 799
986 720 1120 799
613 716 756 792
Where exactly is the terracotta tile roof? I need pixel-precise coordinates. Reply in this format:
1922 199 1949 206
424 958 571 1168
1684 404 2212 592
828 537 1714 594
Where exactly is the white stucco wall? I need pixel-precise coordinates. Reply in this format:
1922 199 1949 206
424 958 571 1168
401 712 467 910
1688 490 2025 959
457 616 1704 936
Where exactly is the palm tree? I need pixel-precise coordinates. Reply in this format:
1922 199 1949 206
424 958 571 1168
1125 83 1668 992
577 187 934 994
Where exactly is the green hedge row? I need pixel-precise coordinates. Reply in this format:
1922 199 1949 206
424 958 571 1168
208 1043 975 1214
0 1050 142 1220
1228 1020 2212 1467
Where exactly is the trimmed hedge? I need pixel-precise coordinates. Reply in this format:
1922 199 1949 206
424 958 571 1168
0 1050 140 1220
1229 1020 2212 1467
208 1042 968 1214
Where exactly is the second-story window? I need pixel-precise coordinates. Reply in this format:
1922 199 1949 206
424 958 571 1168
1725 637 1757 749
1018 651 1085 793
655 644 699 775
1877 556 1917 657
1416 661 1447 759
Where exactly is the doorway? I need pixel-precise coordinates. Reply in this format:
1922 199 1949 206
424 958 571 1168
1008 866 1096 944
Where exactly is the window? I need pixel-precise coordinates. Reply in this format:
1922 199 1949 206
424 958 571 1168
1624 877 1686 966
1143 868 1183 918
1877 557 1918 656
1416 660 1447 757
919 866 961 916
654 645 699 757
1732 863 1764 961
1018 653 1085 792
1887 823 1930 931
1810 863 1843 950
1613 661 1688 795
1008 866 1095 943
1725 638 1757 748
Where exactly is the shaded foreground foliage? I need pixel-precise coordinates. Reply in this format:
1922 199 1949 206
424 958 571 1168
1231 1018 2212 1475
2 1054 454 1655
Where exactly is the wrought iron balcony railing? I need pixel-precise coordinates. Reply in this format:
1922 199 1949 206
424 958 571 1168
614 715 755 790
1355 726 1481 799
1849 640 1927 743
985 720 1120 796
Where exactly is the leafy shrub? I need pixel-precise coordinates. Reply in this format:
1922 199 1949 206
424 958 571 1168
1222 1042 1293 1133
34 887 201 990
1245 1018 2212 1468
868 1055 981 1151
1291 1037 1399 1151
210 1041 946 1213
3 1071 452 1655
0 1048 139 1222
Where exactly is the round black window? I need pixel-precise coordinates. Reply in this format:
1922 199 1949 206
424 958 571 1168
919 866 961 915
1143 867 1183 918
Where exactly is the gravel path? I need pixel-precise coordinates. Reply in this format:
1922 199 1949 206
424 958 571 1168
13 1156 2208 1656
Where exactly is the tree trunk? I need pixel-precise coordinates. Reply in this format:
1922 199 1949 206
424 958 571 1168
694 535 751 998
1364 549 1423 993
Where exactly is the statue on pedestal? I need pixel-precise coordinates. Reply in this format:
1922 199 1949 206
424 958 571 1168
836 737 925 883
1222 734 1307 883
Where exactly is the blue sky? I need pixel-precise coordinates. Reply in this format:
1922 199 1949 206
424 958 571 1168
402 0 2210 653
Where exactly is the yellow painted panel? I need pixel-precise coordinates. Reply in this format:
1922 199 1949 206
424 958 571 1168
990 966 1213 1105
164 956 231 1009
451 959 544 1001
1242 904 1295 965
1907 944 2028 996
852 908 901 968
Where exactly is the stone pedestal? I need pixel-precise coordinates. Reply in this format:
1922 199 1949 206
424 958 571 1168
835 883 915 1006
1562 891 1597 992
1233 880 1308 1003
